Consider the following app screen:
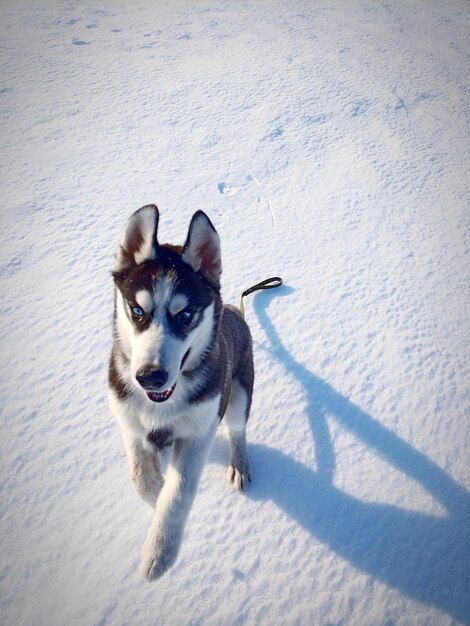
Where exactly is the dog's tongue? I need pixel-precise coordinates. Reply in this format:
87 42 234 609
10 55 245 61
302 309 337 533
146 384 175 403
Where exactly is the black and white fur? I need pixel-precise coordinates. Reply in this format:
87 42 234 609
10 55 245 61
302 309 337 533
109 205 253 580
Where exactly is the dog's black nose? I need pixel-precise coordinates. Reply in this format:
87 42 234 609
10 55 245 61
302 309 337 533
136 368 169 390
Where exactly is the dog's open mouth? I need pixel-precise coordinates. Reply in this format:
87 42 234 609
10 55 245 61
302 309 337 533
146 384 176 403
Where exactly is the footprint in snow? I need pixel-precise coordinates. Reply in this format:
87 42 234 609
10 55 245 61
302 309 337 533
72 38 91 46
217 182 240 197
266 127 284 140
305 113 330 125
231 569 246 582
349 99 370 117
414 92 438 103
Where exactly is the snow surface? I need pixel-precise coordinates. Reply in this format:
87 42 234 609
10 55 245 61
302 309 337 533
1 1 469 625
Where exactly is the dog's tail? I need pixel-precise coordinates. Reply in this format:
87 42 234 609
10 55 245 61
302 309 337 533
239 277 283 318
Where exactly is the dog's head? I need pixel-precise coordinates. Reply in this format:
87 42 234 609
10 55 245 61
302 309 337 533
112 205 222 403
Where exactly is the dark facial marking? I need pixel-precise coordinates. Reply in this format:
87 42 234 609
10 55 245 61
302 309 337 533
108 350 129 400
114 245 217 335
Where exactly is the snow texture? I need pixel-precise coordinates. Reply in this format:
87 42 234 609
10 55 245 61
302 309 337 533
1 1 469 625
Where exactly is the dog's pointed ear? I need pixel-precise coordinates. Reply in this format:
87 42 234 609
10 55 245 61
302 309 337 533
182 211 222 289
114 205 159 273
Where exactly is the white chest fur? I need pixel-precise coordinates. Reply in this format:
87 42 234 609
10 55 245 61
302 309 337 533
109 386 220 442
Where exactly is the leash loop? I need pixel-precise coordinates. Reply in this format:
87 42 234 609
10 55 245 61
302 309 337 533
239 276 283 318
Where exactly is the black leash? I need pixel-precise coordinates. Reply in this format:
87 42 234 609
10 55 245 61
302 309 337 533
239 276 283 318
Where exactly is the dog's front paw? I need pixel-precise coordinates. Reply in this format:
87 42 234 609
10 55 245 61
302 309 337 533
139 528 179 581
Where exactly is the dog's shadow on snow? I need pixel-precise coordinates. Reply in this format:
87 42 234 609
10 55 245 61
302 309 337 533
228 286 470 623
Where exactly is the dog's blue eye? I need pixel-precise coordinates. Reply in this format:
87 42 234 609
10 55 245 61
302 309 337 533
177 309 193 322
131 306 144 317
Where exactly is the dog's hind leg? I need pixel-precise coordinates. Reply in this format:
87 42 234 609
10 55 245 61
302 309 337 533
223 380 252 491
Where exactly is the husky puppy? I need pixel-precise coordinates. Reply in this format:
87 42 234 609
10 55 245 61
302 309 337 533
109 205 253 580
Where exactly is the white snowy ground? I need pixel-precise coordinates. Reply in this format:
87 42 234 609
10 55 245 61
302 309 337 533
1 1 469 624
